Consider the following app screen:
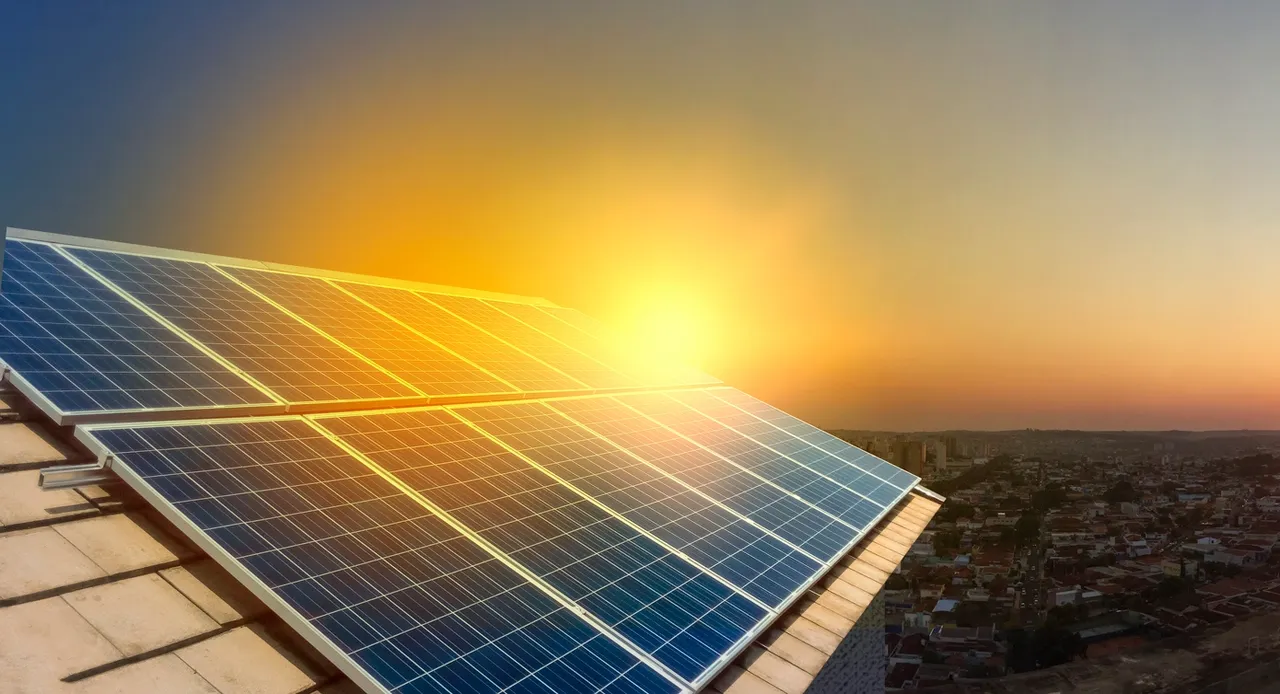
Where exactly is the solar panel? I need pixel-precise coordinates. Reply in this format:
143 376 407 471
0 240 275 419
77 418 679 694
222 267 516 398
448 400 824 609
423 294 638 390
10 230 931 694
65 248 419 405
617 392 889 532
482 301 711 389
532 305 719 387
707 388 919 490
338 283 585 394
674 389 915 504
312 408 767 686
546 397 855 562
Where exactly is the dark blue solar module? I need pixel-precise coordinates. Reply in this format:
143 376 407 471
547 397 856 562
314 408 768 685
706 388 920 491
65 247 418 405
673 389 913 506
0 240 273 416
619 392 891 533
82 418 677 694
449 401 823 609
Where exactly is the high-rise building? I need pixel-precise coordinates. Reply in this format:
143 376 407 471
933 440 948 471
893 440 926 476
945 436 959 459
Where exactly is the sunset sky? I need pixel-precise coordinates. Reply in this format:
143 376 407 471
5 2 1280 431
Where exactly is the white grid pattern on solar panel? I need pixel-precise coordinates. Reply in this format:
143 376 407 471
707 388 918 489
0 241 271 412
66 249 414 404
338 283 584 394
546 397 856 562
449 401 826 608
533 306 719 387
672 390 911 506
89 419 671 694
314 409 767 684
481 302 659 385
224 269 515 397
622 393 888 532
424 294 636 390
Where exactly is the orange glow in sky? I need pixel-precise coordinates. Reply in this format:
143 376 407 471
44 4 1280 432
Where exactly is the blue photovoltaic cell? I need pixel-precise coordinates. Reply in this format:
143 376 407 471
316 409 767 684
85 419 675 694
423 294 637 391
707 388 920 490
547 397 854 563
223 268 515 397
533 305 719 388
619 392 887 533
450 401 822 609
671 390 912 507
0 240 272 414
338 283 585 394
66 248 417 404
484 301 715 389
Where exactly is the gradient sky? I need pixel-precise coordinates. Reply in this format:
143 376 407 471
5 2 1280 431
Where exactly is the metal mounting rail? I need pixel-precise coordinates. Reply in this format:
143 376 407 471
40 460 116 490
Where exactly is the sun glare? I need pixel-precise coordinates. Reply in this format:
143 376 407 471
618 290 712 369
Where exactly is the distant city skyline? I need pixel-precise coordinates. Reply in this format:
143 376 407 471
6 3 1280 431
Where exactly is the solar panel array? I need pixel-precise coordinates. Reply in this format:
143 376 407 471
0 236 721 421
4 231 925 694
84 418 678 694
0 240 275 415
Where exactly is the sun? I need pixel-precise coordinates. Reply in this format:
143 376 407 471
618 290 712 369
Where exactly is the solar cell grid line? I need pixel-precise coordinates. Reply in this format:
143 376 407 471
423 293 638 391
671 389 911 506
546 397 857 563
76 417 679 694
611 394 890 535
446 400 823 610
0 239 278 418
532 306 719 387
312 408 768 687
483 301 679 387
337 282 587 394
707 387 919 490
626 391 890 531
64 247 420 405
221 267 518 398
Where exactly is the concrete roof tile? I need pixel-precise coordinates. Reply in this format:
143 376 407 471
711 665 786 694
68 653 220 694
161 560 268 626
54 512 195 574
776 615 842 655
824 575 876 606
792 600 854 635
0 421 76 467
0 597 123 692
0 469 98 528
758 630 828 675
738 646 813 694
64 574 219 656
0 527 106 601
176 625 323 694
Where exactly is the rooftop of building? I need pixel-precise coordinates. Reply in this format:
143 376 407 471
0 389 940 693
